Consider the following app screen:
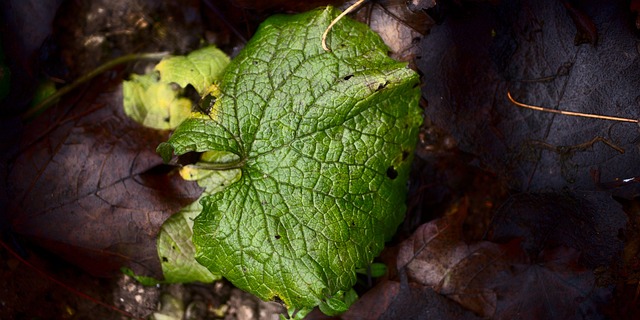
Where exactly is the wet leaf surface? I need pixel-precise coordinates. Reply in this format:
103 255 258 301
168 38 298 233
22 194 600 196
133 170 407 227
6 75 201 277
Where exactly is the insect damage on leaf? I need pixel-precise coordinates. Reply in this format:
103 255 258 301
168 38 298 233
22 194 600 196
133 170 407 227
158 6 422 316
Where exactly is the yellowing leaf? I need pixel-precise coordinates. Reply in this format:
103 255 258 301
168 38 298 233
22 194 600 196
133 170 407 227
122 46 230 129
155 46 230 95
123 73 191 130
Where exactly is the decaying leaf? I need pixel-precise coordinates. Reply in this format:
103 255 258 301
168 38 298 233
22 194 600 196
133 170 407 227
123 46 230 130
341 279 481 320
488 192 627 269
418 0 640 191
6 75 202 277
354 0 436 62
398 199 609 319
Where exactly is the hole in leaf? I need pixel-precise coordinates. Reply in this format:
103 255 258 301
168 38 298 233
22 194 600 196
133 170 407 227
162 257 168 262
376 81 389 91
402 151 409 161
343 74 353 80
275 235 281 240
386 166 398 179
183 84 199 101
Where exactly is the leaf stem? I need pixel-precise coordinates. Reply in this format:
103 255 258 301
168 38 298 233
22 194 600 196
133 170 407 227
322 0 367 52
22 52 170 121
192 157 246 170
507 91 638 123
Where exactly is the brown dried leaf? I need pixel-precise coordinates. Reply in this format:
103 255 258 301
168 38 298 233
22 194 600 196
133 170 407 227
398 199 607 319
228 0 346 12
342 280 481 320
6 75 201 277
354 0 436 62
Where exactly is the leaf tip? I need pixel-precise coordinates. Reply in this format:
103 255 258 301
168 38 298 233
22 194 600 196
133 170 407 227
156 142 175 163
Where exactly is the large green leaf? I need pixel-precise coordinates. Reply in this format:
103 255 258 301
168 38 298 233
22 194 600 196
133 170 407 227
158 6 422 314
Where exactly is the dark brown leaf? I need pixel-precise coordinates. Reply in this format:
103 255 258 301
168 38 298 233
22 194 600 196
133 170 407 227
418 0 640 191
398 199 609 319
488 192 627 269
6 75 201 277
342 279 481 320
562 1 598 46
228 0 346 12
354 0 436 62
630 0 640 29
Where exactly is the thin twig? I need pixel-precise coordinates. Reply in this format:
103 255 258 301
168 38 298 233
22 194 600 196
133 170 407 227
22 52 170 121
507 91 638 123
322 0 367 52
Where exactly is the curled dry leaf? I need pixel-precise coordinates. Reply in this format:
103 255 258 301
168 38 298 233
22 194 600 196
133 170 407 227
6 75 202 277
339 276 482 320
397 198 608 319
354 0 436 62
488 191 626 269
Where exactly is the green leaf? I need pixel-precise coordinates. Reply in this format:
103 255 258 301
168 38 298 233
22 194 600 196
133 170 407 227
356 262 387 277
318 288 358 316
161 6 422 313
121 267 159 286
155 46 230 95
155 151 241 283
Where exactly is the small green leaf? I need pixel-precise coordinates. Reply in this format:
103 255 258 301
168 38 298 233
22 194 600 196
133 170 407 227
319 297 348 316
318 288 358 316
356 262 387 277
161 6 422 314
121 267 162 286
30 79 57 107
155 46 230 95
155 201 220 284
